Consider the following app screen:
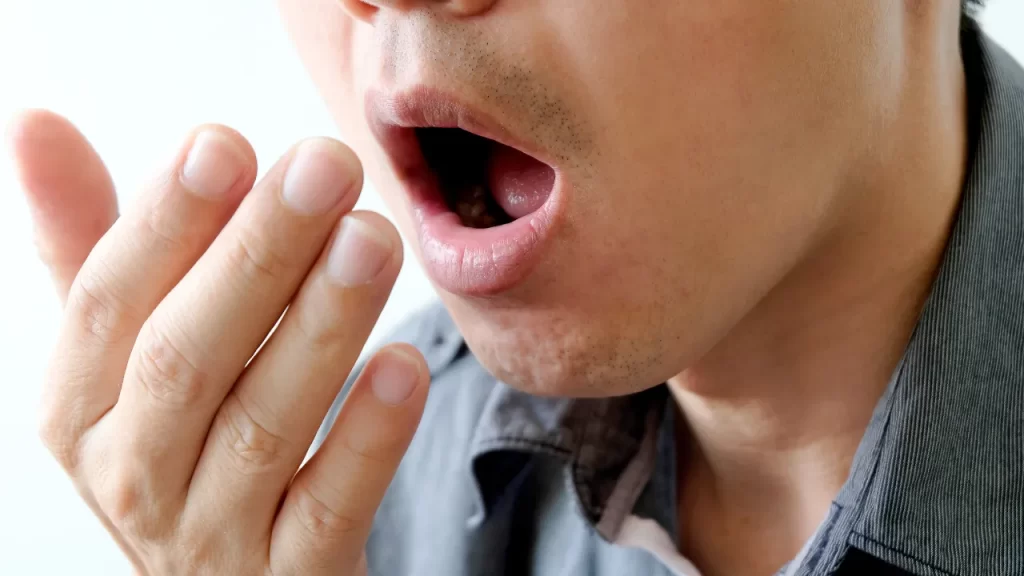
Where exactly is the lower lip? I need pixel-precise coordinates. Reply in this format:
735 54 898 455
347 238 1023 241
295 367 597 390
405 178 562 296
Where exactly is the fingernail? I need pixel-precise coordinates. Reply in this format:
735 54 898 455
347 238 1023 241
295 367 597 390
371 348 422 405
327 216 393 286
180 130 246 199
281 140 358 215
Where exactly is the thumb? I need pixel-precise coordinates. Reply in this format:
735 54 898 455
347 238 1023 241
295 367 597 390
6 109 118 304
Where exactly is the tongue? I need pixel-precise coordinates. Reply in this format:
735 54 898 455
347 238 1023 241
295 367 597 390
486 143 555 219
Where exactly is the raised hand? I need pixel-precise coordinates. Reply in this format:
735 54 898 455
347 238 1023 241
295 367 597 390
8 109 428 575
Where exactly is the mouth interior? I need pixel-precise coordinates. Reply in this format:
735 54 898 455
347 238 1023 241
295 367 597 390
415 128 555 229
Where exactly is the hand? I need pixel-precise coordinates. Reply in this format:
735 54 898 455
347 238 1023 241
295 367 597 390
8 110 429 575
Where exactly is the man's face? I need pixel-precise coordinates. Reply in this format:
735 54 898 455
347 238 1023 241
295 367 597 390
279 0 890 396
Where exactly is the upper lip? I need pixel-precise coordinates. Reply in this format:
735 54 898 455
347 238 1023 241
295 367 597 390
365 86 553 184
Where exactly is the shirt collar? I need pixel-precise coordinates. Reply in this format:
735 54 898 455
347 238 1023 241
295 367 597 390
832 20 1024 573
466 378 669 540
407 293 670 536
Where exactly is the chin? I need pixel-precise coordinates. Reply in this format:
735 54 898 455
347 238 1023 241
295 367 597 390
446 300 676 398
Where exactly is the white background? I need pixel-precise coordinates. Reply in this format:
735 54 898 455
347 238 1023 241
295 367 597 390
0 1 1021 574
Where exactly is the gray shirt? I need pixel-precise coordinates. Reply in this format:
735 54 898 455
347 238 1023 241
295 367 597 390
315 20 1024 576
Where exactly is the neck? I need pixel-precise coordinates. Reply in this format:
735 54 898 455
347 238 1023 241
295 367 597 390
668 6 970 576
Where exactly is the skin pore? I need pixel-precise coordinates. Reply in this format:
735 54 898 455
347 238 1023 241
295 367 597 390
279 1 969 574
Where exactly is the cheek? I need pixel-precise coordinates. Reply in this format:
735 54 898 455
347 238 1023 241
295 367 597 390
278 0 364 134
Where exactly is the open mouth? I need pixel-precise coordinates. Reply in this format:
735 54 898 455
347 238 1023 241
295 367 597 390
366 87 565 295
415 128 556 229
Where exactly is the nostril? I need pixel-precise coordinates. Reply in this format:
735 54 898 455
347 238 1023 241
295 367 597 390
338 0 378 23
442 0 499 18
343 0 498 19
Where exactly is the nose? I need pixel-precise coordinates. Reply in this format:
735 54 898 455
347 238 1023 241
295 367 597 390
339 0 498 22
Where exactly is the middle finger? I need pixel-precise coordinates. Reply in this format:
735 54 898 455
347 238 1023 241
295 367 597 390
186 211 402 528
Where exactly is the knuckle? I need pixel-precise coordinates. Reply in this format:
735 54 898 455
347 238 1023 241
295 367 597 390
217 395 290 476
134 325 208 409
68 267 140 345
96 460 176 542
228 227 294 284
134 203 192 254
96 467 145 532
293 302 348 352
291 486 361 542
339 427 405 468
